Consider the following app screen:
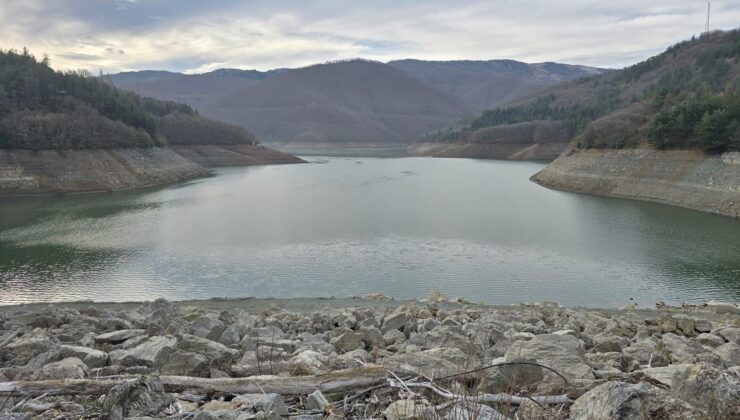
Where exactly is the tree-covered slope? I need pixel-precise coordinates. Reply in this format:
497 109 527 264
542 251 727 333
428 30 740 154
0 49 258 149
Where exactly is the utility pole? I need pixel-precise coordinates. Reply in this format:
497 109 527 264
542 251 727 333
705 2 711 33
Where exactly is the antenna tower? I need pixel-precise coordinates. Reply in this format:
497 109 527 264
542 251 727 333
705 2 711 33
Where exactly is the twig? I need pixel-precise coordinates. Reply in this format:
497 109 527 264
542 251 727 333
0 329 23 348
0 390 13 412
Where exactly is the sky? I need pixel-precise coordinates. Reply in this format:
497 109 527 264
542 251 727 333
1 1 738 74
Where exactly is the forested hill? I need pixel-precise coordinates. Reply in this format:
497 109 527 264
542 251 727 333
428 29 740 154
0 49 258 149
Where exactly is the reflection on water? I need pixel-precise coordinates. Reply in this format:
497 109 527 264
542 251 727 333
1 156 738 306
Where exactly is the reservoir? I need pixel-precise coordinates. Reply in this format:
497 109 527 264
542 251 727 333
1 156 738 306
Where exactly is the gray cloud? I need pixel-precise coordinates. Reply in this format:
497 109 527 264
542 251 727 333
1 0 738 73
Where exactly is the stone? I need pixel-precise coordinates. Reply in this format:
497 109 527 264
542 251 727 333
194 409 251 420
591 334 630 353
382 312 410 333
95 329 147 344
333 348 372 370
673 363 740 417
102 377 175 420
218 324 246 346
713 342 740 367
59 344 107 368
358 327 384 348
716 327 740 345
634 364 693 387
288 350 329 375
109 336 177 367
383 329 406 346
622 338 668 367
330 332 364 352
693 319 712 333
569 381 646 420
39 357 88 379
175 334 239 372
383 399 432 420
232 393 289 416
160 349 210 377
4 328 59 365
191 315 227 340
306 390 329 411
695 333 726 348
382 347 467 378
659 333 707 364
446 402 506 420
504 333 594 380
706 300 739 315
585 352 632 372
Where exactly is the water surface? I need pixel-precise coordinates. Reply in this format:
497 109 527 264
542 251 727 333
1 157 738 306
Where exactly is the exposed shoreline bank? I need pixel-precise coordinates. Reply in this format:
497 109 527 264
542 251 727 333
0 296 737 419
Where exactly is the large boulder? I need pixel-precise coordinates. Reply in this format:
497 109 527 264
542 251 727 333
716 327 740 345
39 357 88 380
173 334 239 372
109 336 177 367
569 381 697 420
330 332 364 352
382 347 469 378
101 377 175 420
504 334 594 380
673 363 740 418
623 338 669 368
713 342 740 367
191 315 226 340
659 333 707 364
231 393 289 416
95 329 147 344
59 344 107 368
3 328 59 366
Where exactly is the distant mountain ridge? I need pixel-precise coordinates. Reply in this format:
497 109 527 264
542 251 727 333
109 58 604 147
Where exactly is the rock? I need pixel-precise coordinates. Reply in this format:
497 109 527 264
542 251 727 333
194 409 251 420
504 333 594 380
585 352 632 372
383 399 432 420
3 328 59 365
383 329 406 346
232 393 289 416
202 400 233 411
306 390 329 411
693 319 712 333
569 382 645 419
382 312 410 333
109 336 177 367
358 327 384 348
330 332 364 352
695 333 726 348
39 357 88 379
78 332 96 348
95 329 147 344
495 357 544 388
622 338 668 367
705 300 739 315
169 334 239 375
218 324 246 346
383 347 467 378
59 344 107 368
673 363 740 417
716 327 740 345
634 364 693 387
659 333 707 364
288 350 329 375
446 402 506 420
591 334 630 353
713 342 740 367
191 315 227 340
101 377 175 420
333 348 372 370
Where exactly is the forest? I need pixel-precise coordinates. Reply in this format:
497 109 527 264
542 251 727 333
0 49 257 149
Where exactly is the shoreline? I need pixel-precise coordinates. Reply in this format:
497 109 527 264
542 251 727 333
0 296 737 418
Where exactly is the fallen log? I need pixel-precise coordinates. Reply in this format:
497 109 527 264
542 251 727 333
0 366 388 398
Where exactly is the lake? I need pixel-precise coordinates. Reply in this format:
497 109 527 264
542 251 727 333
1 156 738 307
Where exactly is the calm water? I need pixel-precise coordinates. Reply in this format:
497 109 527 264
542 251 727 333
1 157 738 307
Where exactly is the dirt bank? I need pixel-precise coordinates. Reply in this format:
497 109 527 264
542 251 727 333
407 142 569 161
532 148 740 218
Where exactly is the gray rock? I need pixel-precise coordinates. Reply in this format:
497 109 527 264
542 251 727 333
659 333 707 364
569 382 646 420
306 390 329 411
382 312 410 333
160 349 210 376
382 347 467 378
288 350 329 375
191 315 227 340
591 334 630 353
40 357 88 379
358 327 384 348
232 393 289 416
194 410 251 420
713 342 740 367
634 364 693 387
716 327 740 345
622 338 668 367
383 399 432 420
109 336 177 367
673 363 740 416
174 334 240 373
446 402 507 420
95 329 147 344
705 300 739 315
102 377 175 420
59 344 107 368
504 333 594 380
3 328 59 365
218 324 246 346
330 332 364 352
383 329 406 346
695 333 726 348
585 352 633 372
693 319 712 333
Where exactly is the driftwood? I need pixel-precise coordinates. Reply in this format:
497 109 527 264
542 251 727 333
0 329 23 348
0 366 388 398
395 380 571 406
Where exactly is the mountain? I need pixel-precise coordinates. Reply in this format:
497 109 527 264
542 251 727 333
197 59 475 146
110 68 282 108
417 30 740 161
388 59 606 110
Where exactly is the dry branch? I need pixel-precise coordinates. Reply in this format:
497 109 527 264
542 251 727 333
0 366 388 398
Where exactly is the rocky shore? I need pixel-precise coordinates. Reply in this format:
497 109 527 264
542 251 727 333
0 296 738 419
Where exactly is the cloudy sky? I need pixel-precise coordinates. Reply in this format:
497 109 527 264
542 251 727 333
1 1 738 74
